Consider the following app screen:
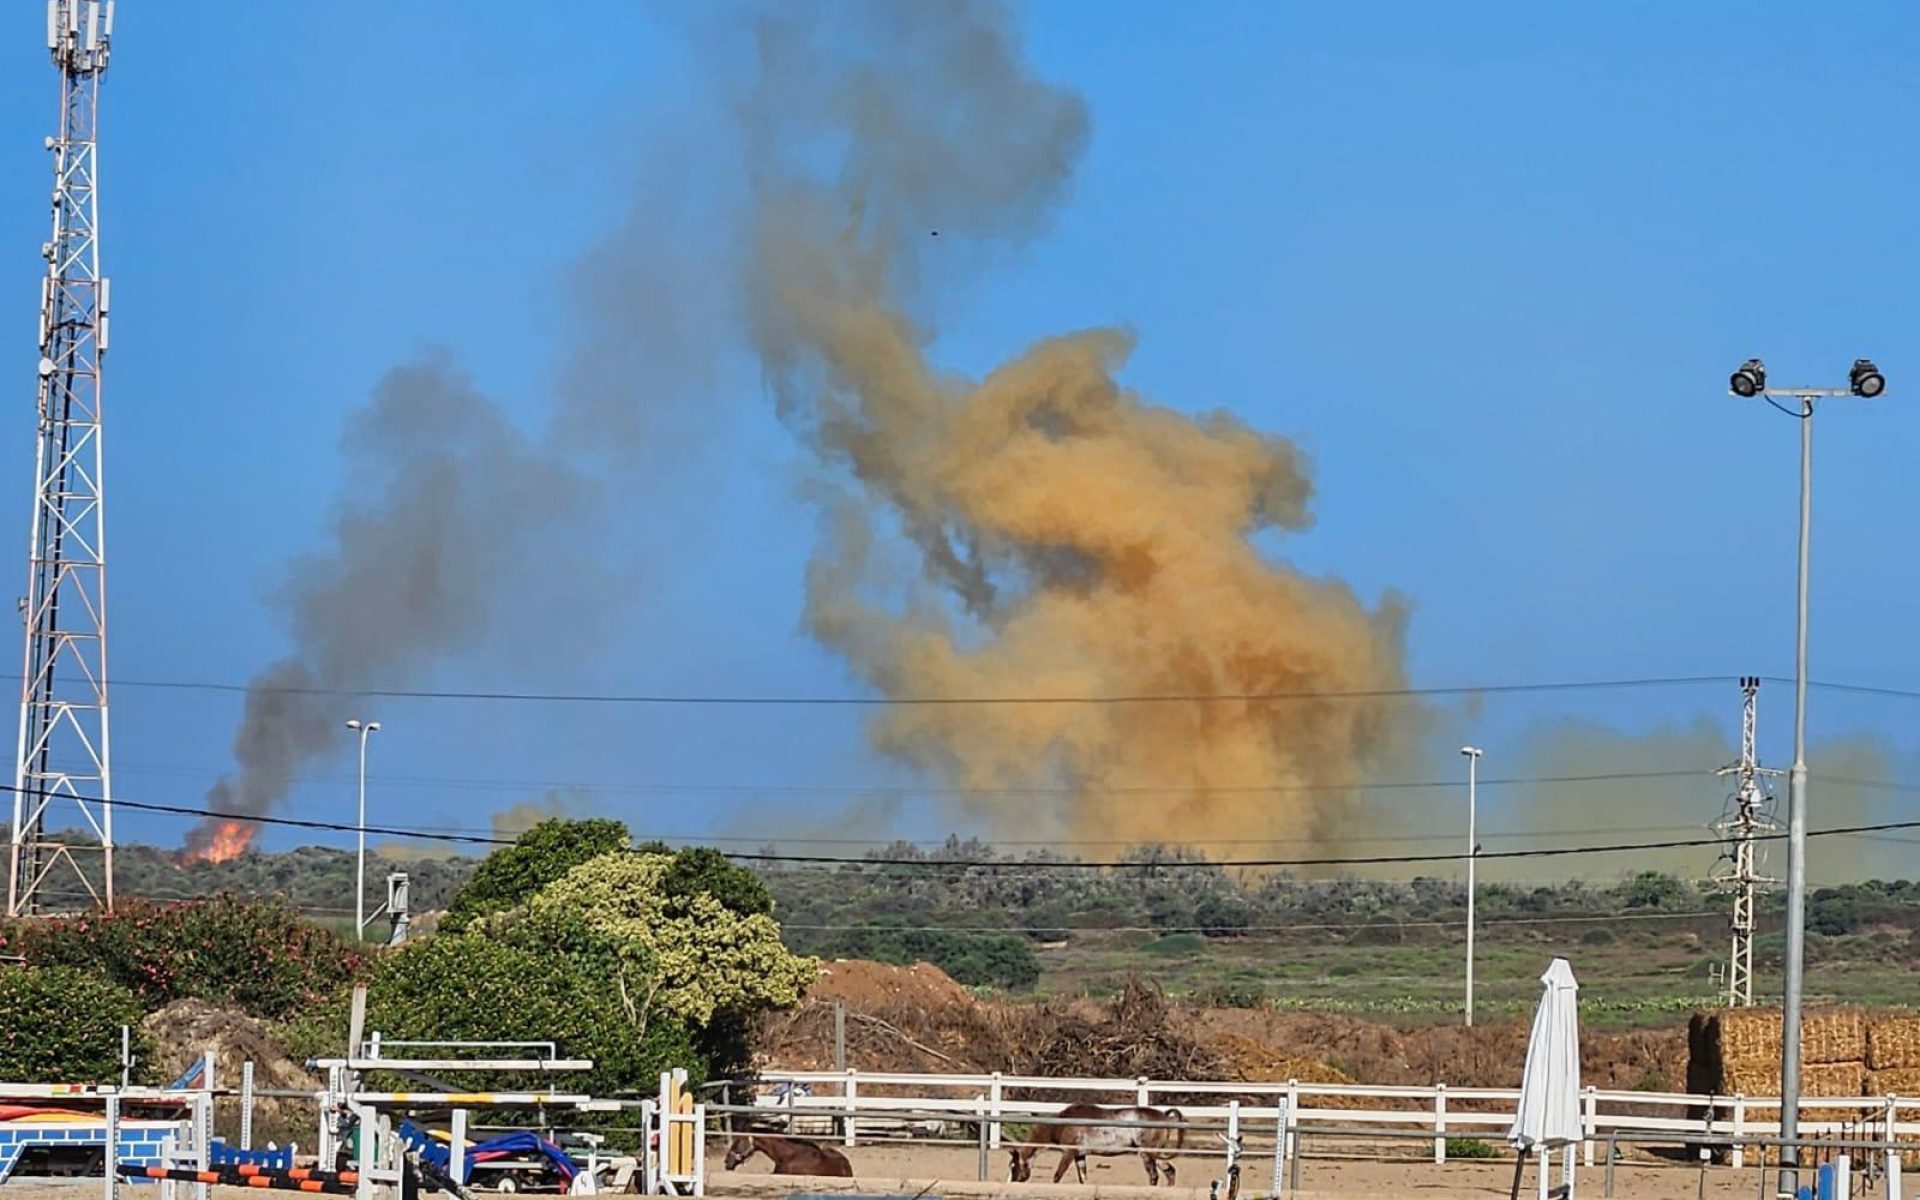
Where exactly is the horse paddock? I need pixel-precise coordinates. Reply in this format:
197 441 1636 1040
706 1140 1785 1200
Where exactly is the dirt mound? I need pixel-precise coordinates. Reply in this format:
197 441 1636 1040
764 971 1223 1087
766 961 1685 1096
808 959 973 1011
142 1000 319 1147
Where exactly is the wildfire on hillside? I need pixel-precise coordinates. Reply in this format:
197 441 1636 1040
182 819 253 864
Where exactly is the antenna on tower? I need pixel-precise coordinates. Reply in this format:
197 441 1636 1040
1710 675 1782 1007
7 0 118 916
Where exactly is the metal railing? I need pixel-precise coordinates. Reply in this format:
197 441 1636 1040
741 1068 1920 1170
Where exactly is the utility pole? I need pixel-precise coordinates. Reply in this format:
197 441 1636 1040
1460 745 1483 1027
1711 676 1780 1008
8 0 118 917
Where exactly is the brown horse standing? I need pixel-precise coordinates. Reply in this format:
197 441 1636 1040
722 1131 854 1177
1008 1103 1186 1186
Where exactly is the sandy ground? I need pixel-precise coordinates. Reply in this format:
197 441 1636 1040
0 1148 1812 1200
707 1141 1796 1200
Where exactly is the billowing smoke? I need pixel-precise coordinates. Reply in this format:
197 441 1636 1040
1490 719 1911 883
189 358 579 855
732 2 1413 853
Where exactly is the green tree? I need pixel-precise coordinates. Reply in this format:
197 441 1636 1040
0 967 150 1083
503 853 815 1028
441 818 630 932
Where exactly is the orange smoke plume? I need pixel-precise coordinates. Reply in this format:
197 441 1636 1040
741 4 1412 856
183 819 254 864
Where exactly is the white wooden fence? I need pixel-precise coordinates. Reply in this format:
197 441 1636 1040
746 1069 1920 1171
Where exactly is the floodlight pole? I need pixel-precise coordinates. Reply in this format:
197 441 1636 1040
1732 381 1863 1200
1461 746 1483 1028
346 719 380 939
1780 391 1815 1199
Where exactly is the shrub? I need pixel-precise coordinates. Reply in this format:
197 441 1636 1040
1195 894 1252 938
4 896 359 1018
1580 927 1614 946
1140 933 1206 956
1446 1138 1498 1160
441 818 631 933
0 966 150 1083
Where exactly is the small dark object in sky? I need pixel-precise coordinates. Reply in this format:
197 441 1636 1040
930 230 939 236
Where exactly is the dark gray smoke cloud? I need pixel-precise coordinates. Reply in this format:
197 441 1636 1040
191 358 579 852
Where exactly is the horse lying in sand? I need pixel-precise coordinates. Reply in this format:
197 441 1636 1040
1007 1103 1186 1185
721 1131 854 1177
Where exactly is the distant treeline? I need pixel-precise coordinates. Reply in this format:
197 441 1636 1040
100 833 1920 992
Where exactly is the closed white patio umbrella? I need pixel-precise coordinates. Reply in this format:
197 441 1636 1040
1509 957 1581 1199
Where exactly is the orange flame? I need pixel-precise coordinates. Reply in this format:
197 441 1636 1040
185 820 254 864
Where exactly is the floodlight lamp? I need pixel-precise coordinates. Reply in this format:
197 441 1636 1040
1849 359 1885 398
1730 359 1766 398
346 719 361 731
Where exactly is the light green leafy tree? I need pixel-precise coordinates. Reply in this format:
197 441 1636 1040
499 852 817 1029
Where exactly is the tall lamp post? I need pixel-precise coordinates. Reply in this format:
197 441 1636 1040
345 719 381 940
1726 356 1886 1196
1460 745 1483 1027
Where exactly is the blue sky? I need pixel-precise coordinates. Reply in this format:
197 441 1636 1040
1 3 1915 879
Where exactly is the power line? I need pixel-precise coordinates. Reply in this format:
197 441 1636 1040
61 673 1742 706
43 669 1920 707
785 910 1724 935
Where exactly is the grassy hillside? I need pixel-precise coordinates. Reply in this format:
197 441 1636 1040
94 835 1920 1027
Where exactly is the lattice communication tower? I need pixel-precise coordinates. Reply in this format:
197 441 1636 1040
7 0 118 916
1710 675 1781 1007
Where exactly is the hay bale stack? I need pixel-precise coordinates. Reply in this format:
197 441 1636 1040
1868 1015 1920 1071
1802 1008 1868 1065
1689 1007 1870 1096
1721 1061 1867 1099
1866 1067 1920 1096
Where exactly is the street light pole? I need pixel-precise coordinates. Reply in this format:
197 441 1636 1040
1461 745 1483 1028
345 719 381 939
1725 357 1883 1199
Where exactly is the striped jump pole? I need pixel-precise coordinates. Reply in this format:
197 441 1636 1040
118 1165 360 1195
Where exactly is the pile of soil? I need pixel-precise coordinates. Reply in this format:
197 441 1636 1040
142 999 320 1147
809 959 975 1011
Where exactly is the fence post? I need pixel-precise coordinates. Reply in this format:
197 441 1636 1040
977 1097 989 1183
1226 1100 1241 1179
843 1069 858 1148
1271 1095 1290 1199
240 1061 256 1151
1285 1080 1300 1161
1883 1096 1899 1200
989 1072 1004 1150
1137 1076 1151 1109
103 1092 119 1200
1732 1094 1747 1170
1434 1084 1447 1164
159 1134 176 1200
1582 1086 1597 1168
450 1109 468 1187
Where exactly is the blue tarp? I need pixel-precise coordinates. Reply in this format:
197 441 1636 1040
209 1141 294 1171
396 1121 578 1185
